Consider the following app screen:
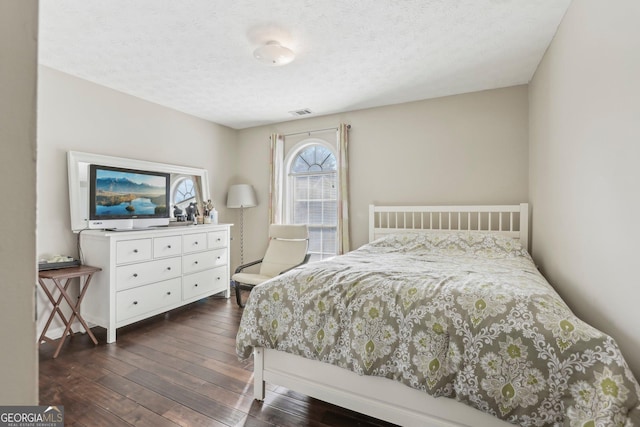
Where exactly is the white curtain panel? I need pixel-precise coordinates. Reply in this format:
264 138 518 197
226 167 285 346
337 123 350 254
268 133 284 224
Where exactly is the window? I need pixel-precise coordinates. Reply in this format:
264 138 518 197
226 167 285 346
287 143 337 261
171 177 196 216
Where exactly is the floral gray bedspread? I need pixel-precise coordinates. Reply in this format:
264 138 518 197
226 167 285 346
236 232 640 426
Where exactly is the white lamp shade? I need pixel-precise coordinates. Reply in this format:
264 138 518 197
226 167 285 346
226 184 257 208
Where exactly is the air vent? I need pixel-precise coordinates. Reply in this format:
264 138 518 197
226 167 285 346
289 108 313 116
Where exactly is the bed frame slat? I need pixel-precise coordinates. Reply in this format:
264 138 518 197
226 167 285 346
369 203 529 250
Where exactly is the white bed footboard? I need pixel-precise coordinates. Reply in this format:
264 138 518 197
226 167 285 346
254 347 513 427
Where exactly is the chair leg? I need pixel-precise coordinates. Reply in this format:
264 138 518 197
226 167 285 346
234 281 246 308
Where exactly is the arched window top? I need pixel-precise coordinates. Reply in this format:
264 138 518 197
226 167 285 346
291 144 336 174
174 177 195 204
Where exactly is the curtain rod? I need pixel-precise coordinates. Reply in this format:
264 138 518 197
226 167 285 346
284 124 351 138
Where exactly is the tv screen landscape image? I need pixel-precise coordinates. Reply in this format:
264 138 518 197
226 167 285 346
88 164 170 229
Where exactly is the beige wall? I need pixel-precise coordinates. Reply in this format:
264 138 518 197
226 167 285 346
529 0 640 379
12 0 639 401
37 66 238 335
235 86 529 269
0 0 38 404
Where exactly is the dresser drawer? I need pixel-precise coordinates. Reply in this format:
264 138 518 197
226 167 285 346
210 247 227 267
183 266 228 300
183 248 227 274
153 235 182 258
116 239 152 264
116 257 182 291
116 277 181 322
207 230 227 249
183 232 207 253
210 265 229 295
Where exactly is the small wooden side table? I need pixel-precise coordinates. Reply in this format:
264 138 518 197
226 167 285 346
38 265 102 358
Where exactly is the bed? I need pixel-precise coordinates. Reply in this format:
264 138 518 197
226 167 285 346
236 204 640 427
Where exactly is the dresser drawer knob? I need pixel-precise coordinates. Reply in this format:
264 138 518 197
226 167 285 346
166 291 171 295
217 277 221 280
217 256 221 260
133 273 138 278
166 266 171 271
133 301 138 305
194 261 198 265
194 283 198 287
133 249 138 253
167 245 172 249
194 241 199 245
217 238 221 242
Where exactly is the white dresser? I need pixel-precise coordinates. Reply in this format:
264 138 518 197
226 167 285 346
80 224 231 343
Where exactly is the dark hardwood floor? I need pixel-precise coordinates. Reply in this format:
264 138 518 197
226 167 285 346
38 293 398 427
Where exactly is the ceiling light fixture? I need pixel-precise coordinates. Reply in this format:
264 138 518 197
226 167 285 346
253 41 295 66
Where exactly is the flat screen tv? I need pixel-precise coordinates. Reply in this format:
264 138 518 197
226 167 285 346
88 164 170 230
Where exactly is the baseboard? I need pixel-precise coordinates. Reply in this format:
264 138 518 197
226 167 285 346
39 320 86 342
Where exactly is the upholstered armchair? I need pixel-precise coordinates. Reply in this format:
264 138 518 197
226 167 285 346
233 224 310 307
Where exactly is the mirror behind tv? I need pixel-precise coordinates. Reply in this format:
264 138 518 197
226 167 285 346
68 151 210 232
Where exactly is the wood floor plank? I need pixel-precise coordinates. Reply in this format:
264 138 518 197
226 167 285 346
119 405 181 427
46 384 131 427
103 344 210 392
65 375 140 415
38 378 82 426
181 362 249 394
72 403 132 427
161 321 239 351
117 336 253 406
91 351 139 377
40 352 110 382
247 399 328 427
116 339 256 412
126 328 238 367
138 331 242 364
39 295 398 427
201 356 254 383
119 335 200 372
125 368 246 425
191 380 255 414
239 415 278 427
162 403 230 427
96 374 181 415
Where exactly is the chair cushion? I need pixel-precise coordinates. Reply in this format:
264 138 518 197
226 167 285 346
259 239 307 277
232 272 272 286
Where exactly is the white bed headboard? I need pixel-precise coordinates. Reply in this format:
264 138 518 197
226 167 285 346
369 203 529 250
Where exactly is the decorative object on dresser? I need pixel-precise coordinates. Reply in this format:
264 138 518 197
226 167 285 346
226 184 257 264
80 224 231 343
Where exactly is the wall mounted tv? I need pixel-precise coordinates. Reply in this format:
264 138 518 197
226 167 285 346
88 164 170 230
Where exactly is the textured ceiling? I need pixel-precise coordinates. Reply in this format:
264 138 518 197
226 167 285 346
38 0 571 129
